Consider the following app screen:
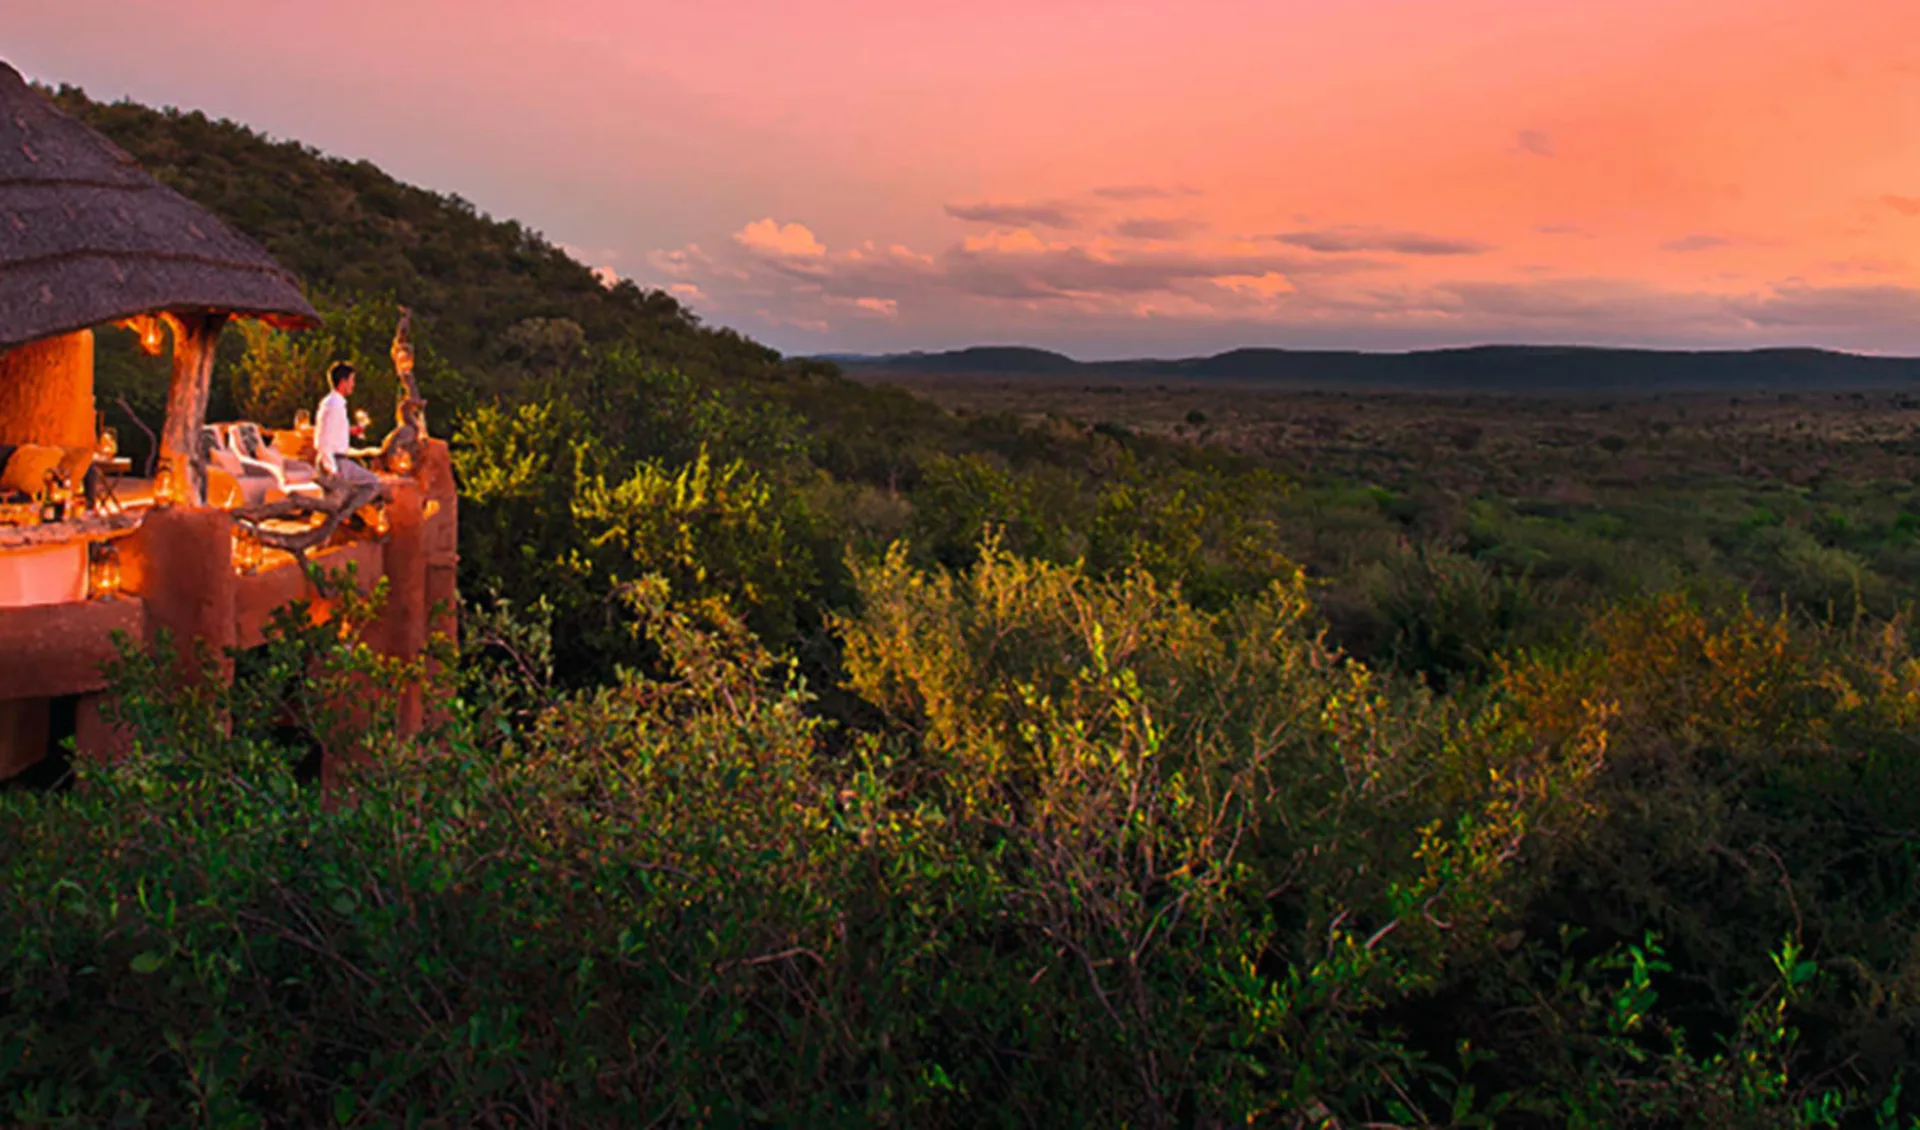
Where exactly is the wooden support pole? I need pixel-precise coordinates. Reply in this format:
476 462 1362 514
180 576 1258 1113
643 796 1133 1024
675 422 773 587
156 312 229 508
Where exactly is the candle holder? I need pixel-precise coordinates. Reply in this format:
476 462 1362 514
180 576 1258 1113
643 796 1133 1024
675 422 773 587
39 468 69 524
89 541 122 599
233 528 264 575
153 458 177 508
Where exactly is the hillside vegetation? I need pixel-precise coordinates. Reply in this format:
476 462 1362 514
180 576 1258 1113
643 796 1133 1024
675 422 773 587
3 85 1920 1127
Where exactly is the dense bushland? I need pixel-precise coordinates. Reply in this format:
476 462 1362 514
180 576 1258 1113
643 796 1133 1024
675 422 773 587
4 83 1920 1125
8 563 1920 1124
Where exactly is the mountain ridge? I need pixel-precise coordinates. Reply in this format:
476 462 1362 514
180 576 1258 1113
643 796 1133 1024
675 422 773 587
827 343 1920 391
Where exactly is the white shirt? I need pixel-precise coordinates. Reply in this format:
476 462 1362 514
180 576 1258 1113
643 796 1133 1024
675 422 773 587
315 389 351 474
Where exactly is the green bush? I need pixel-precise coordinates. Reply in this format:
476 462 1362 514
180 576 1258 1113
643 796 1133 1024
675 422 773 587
5 554 1909 1125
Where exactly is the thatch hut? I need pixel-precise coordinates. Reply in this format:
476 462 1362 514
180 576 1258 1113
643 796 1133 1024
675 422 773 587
0 59 318 502
0 62 457 782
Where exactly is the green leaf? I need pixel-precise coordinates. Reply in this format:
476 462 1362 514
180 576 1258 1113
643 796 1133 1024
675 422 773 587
334 1089 356 1125
130 951 166 974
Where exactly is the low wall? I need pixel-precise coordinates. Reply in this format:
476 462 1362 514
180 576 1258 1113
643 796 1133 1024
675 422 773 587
0 595 146 699
0 439 460 780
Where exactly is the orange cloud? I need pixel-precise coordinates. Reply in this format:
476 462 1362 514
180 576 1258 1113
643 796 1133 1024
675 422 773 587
1211 272 1296 299
1514 130 1557 157
1661 234 1733 253
959 228 1061 255
1273 227 1495 256
1113 217 1208 241
945 200 1081 229
734 219 826 258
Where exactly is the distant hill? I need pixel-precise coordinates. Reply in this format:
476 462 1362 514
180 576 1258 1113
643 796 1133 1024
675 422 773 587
833 344 1920 392
865 346 1083 374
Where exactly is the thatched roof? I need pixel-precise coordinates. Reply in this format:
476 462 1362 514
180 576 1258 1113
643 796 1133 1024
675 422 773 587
0 60 320 350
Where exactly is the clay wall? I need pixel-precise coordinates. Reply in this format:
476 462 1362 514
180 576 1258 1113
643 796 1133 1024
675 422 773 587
0 331 95 449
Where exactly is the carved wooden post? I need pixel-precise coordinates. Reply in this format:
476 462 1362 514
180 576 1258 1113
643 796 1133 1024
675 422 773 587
156 312 229 508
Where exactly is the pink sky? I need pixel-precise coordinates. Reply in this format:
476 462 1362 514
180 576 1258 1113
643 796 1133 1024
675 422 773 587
11 0 1920 357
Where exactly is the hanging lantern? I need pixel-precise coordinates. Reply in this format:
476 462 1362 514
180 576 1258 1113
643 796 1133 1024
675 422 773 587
117 315 168 357
89 541 122 598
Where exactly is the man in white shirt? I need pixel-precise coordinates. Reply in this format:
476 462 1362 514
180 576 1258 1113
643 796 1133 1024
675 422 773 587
315 361 376 488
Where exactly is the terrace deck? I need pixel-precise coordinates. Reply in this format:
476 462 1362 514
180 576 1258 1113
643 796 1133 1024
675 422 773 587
0 440 457 779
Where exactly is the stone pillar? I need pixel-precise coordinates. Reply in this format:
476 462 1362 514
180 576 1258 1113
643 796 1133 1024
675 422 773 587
121 507 238 686
0 330 95 448
377 479 427 738
418 440 460 726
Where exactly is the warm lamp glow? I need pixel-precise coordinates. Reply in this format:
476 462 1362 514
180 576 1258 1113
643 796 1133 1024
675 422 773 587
38 469 69 524
89 542 121 599
370 507 391 537
153 459 177 507
118 315 167 357
389 447 413 475
233 529 263 574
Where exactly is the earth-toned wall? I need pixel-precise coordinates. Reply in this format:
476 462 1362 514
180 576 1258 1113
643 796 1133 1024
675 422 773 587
0 439 459 779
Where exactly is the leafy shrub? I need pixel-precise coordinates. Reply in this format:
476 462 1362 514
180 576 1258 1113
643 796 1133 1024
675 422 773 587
1365 543 1560 686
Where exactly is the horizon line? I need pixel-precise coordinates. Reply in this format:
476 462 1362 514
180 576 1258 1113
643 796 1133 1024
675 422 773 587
809 342 1920 363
